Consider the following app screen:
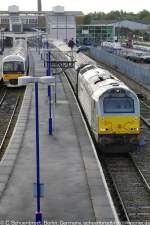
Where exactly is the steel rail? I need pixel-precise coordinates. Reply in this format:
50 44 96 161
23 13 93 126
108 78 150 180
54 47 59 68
0 96 20 151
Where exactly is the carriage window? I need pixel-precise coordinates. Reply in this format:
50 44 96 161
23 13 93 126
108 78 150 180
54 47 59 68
103 97 134 113
3 62 13 72
3 61 24 73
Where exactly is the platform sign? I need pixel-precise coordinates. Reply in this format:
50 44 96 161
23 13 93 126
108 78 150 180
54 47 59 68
50 60 75 69
33 183 44 198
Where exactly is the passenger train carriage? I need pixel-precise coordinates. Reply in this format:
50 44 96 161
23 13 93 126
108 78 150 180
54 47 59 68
1 39 29 87
77 64 140 151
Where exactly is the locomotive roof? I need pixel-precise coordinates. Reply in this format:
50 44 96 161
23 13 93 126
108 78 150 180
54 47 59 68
51 40 138 102
2 39 27 63
2 54 26 62
2 47 27 62
79 65 136 101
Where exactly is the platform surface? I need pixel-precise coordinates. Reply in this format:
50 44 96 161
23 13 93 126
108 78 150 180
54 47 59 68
0 48 118 222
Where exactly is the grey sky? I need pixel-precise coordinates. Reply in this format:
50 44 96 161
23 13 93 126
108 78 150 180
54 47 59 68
0 0 150 14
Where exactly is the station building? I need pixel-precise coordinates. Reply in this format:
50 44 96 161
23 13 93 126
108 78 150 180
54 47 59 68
76 20 150 46
112 20 150 31
76 24 115 45
112 20 150 43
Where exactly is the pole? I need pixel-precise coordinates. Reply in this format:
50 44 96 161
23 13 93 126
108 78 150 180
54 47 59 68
44 53 46 67
0 31 1 53
47 51 53 135
38 33 41 55
35 82 42 223
47 51 51 96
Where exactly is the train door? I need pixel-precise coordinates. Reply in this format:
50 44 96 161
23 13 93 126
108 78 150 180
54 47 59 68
91 100 97 134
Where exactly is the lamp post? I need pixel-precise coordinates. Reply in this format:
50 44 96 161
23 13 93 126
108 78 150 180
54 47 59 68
32 28 42 53
46 51 53 135
18 76 55 223
41 45 53 135
34 80 41 221
0 29 4 54
0 30 2 54
2 31 4 52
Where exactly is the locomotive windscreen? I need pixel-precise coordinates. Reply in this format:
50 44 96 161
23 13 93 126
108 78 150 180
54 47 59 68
103 97 134 113
3 61 24 74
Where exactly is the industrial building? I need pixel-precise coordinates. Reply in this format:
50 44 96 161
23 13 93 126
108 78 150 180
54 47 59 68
0 5 82 42
46 6 83 42
112 20 150 30
0 6 45 32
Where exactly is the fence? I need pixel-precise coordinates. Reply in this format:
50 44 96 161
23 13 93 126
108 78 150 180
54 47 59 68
90 47 150 85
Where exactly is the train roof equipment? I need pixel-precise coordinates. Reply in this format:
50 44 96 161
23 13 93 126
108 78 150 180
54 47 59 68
2 39 27 63
78 64 137 102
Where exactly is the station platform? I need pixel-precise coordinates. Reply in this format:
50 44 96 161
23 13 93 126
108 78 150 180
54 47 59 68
0 48 118 222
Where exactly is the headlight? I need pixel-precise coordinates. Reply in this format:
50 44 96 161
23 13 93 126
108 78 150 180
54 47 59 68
100 128 106 131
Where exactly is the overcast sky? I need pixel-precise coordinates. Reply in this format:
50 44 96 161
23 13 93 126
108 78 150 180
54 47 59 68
1 0 150 14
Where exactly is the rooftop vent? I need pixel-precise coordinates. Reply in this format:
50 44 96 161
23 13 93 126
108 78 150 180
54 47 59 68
94 76 104 84
52 6 64 13
111 83 119 86
8 5 19 13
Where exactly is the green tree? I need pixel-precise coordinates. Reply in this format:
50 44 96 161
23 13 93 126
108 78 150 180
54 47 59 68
105 11 121 20
76 16 84 25
78 10 150 25
127 12 138 20
138 10 150 20
83 14 92 24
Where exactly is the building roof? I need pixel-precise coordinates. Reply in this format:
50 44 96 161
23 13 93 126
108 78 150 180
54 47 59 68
92 19 118 25
136 20 150 25
92 19 150 25
0 10 83 16
77 24 114 27
47 11 83 16
112 20 149 30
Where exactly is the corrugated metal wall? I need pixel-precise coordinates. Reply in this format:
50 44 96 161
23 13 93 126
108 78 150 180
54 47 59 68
90 47 150 85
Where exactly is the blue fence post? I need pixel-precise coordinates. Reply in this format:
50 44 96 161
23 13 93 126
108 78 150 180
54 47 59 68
34 82 42 223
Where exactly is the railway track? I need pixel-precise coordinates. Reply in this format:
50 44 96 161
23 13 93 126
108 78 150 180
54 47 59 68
49 45 150 222
75 53 150 222
0 87 25 159
80 51 150 221
101 99 150 222
0 86 7 100
103 153 150 222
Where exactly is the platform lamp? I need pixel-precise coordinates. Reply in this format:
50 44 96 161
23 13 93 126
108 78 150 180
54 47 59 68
18 76 55 223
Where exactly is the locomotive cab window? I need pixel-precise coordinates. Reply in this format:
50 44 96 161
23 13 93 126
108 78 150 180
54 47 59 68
103 97 134 113
3 61 24 74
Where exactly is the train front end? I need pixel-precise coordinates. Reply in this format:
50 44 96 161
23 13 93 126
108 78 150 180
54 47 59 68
2 55 26 87
97 86 140 151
